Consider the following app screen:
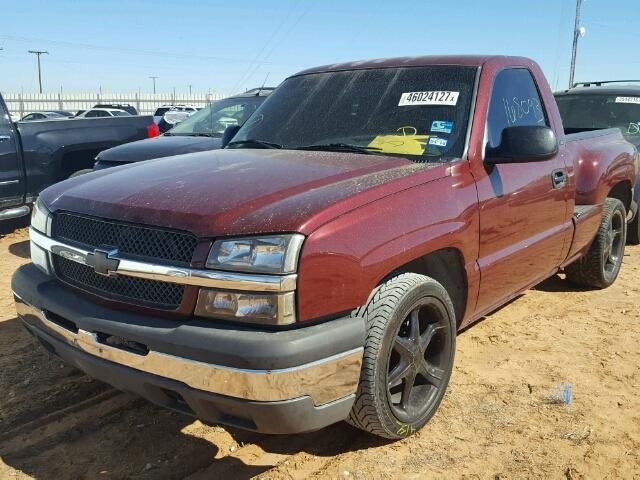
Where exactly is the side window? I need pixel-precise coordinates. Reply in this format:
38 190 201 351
23 114 34 121
0 110 10 127
486 69 547 148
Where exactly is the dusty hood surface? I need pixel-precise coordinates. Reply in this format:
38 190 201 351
42 149 442 237
96 135 223 164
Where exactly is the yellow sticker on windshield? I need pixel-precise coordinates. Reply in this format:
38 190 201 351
368 126 429 155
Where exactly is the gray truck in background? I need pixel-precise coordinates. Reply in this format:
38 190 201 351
0 92 159 221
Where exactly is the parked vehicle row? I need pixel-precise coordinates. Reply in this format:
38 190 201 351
12 55 638 441
0 92 159 220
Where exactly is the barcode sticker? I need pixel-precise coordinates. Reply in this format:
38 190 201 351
399 91 459 106
615 96 640 104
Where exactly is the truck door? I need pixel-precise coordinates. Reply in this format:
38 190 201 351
0 104 24 208
474 68 569 314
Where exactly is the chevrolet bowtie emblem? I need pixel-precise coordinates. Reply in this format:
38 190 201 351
85 249 120 276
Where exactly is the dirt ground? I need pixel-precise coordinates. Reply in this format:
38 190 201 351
0 220 639 480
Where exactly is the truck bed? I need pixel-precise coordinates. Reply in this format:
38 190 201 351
16 115 157 197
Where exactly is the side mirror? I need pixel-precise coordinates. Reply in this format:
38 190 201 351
485 126 558 165
221 125 241 148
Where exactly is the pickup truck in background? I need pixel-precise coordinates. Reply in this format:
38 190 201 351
93 88 273 170
13 56 637 440
0 92 159 221
555 81 640 244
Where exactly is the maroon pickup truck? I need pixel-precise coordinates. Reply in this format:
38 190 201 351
12 55 638 439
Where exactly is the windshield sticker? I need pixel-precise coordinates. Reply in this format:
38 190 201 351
428 137 448 147
628 122 640 135
399 91 459 107
430 120 454 134
368 126 429 156
615 96 640 104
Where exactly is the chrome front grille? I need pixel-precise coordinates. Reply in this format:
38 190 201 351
52 212 198 265
54 256 185 309
51 212 199 309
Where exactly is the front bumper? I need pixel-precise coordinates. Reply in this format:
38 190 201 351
12 263 366 434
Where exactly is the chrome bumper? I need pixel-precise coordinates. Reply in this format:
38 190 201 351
15 296 363 406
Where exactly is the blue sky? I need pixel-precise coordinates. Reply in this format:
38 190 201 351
0 0 637 95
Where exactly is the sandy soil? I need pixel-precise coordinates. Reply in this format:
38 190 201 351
0 221 639 480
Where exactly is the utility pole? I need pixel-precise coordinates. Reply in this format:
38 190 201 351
569 0 586 88
28 50 49 94
149 76 158 94
188 84 192 96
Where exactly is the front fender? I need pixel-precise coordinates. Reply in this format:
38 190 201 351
296 163 480 323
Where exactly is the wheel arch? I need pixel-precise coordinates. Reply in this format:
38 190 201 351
379 248 468 328
608 180 633 213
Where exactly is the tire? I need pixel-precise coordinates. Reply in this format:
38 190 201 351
69 169 93 178
627 210 640 245
566 198 627 289
347 273 456 439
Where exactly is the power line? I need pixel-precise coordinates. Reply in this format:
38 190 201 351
1 34 272 66
28 50 48 93
229 0 303 94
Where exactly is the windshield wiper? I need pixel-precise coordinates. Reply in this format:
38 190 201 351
293 143 382 155
226 139 283 149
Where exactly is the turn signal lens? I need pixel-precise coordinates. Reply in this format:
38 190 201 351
195 288 295 325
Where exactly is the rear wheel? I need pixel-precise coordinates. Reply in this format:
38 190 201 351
347 273 456 439
627 210 640 245
566 198 626 288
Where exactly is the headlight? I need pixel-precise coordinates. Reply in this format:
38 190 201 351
195 289 295 325
206 234 304 274
31 198 51 235
30 198 52 274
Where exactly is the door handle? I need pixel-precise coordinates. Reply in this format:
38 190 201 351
552 169 567 189
0 135 11 142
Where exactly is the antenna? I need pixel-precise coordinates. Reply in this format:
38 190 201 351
259 72 270 95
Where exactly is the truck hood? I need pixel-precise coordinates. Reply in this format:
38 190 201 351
42 149 442 238
96 135 223 164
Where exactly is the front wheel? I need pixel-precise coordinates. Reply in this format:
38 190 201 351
566 198 627 289
347 273 456 439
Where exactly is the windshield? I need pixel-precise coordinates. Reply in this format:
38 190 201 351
556 93 640 142
168 96 264 137
229 65 477 161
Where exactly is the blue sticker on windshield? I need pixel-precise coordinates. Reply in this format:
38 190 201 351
430 120 453 134
428 137 448 147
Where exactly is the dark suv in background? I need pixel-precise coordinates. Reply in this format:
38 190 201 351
555 80 640 243
93 88 274 170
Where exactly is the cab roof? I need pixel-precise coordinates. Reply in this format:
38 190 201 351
293 55 529 77
556 84 640 96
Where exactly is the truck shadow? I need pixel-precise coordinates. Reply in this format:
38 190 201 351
0 316 379 480
0 267 606 479
0 216 30 239
8 240 30 259
533 273 592 293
